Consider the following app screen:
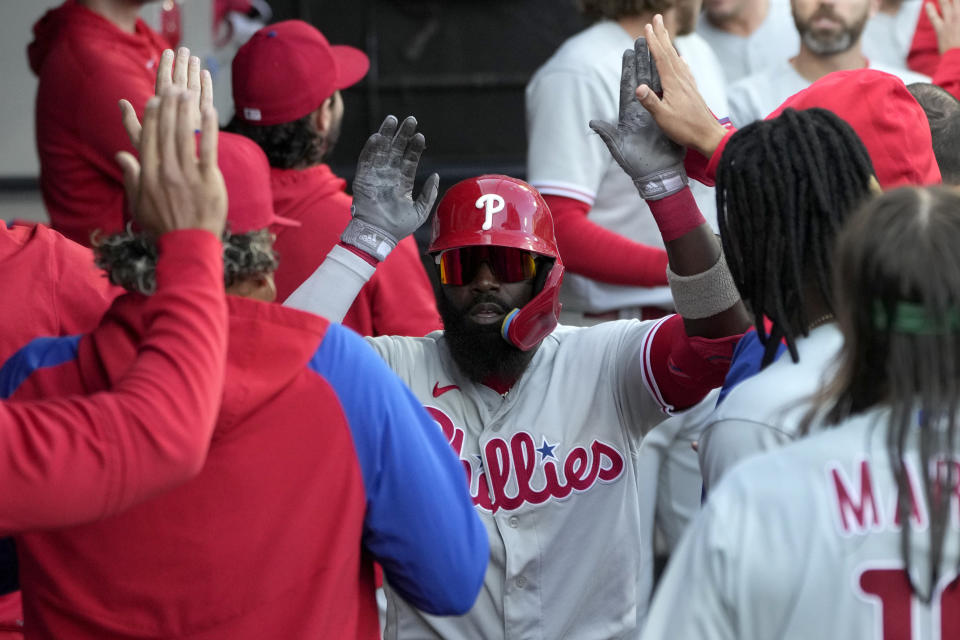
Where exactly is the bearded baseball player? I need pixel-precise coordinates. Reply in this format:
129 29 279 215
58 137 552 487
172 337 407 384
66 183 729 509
285 35 750 637
643 185 960 640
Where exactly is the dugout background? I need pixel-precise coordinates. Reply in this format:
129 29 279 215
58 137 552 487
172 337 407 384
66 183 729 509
269 0 588 185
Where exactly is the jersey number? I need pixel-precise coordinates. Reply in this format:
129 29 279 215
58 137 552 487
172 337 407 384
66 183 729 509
859 568 960 639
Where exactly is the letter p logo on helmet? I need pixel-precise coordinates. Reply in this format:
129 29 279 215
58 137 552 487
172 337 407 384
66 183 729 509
476 194 505 230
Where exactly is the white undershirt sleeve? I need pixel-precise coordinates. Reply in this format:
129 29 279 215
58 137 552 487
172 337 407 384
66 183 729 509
282 244 376 322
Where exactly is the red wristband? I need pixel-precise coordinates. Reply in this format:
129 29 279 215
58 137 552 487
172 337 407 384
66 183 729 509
647 188 706 242
338 241 380 266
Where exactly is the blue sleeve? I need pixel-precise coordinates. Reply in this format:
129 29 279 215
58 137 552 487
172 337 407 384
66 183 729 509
0 335 81 399
309 324 488 615
715 330 786 406
0 335 80 596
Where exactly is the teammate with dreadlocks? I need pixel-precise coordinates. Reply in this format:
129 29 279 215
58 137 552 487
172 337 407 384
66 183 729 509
715 107 875 367
642 185 960 639
695 108 877 494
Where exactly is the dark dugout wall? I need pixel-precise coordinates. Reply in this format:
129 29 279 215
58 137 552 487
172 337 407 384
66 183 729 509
267 0 588 186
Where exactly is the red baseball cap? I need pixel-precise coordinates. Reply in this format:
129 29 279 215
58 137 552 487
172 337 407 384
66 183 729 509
232 20 369 126
769 69 941 188
218 131 299 232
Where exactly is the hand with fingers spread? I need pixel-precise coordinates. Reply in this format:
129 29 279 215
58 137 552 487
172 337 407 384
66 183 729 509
121 46 214 149
632 15 728 158
590 38 687 200
926 0 960 54
115 88 227 237
342 115 440 261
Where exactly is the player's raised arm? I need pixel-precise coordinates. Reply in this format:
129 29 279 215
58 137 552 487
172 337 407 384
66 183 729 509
120 45 214 151
284 115 438 319
592 32 750 411
0 89 229 534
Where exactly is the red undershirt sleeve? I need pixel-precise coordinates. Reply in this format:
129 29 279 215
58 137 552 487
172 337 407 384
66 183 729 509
908 6 942 77
543 194 668 287
0 230 228 534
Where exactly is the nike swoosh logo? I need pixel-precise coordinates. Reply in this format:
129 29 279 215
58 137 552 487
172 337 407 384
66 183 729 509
432 382 460 398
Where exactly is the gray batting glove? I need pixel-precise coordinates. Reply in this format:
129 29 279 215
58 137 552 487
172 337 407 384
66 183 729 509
342 115 440 261
589 38 687 200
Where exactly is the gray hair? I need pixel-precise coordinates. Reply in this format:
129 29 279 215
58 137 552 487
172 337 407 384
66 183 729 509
92 226 278 295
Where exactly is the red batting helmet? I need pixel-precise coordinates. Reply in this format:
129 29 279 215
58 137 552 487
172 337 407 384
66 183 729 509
429 175 565 351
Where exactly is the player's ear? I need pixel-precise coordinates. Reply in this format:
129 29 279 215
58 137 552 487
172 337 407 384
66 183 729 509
315 99 333 135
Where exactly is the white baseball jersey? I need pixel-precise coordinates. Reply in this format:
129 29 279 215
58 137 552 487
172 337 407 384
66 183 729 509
642 409 960 640
525 20 725 314
699 323 842 494
368 318 677 639
727 58 930 127
862 0 925 69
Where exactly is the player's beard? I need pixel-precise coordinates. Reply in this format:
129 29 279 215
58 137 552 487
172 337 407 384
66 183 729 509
438 293 534 385
794 3 869 55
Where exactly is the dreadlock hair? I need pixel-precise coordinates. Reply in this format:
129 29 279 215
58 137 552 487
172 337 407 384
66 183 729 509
807 186 960 602
716 107 875 367
92 226 278 295
907 82 960 185
577 0 674 20
224 111 325 170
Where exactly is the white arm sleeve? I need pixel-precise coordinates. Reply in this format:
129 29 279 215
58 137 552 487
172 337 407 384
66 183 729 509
698 418 794 495
282 244 376 321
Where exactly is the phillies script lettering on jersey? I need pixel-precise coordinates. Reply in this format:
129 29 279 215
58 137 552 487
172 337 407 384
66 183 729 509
828 458 960 534
426 406 625 513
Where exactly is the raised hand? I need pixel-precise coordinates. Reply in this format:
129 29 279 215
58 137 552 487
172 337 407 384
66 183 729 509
926 0 960 55
114 88 227 237
589 37 687 200
633 15 728 158
121 47 214 149
342 115 440 260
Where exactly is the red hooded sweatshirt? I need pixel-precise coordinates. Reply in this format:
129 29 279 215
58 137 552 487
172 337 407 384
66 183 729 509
3 294 487 640
0 232 230 639
270 164 442 336
0 221 120 636
28 1 168 246
0 221 118 361
0 230 228 533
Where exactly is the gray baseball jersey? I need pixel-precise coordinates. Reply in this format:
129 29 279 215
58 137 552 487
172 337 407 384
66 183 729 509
699 323 842 495
525 20 725 314
642 408 960 639
369 318 677 639
727 58 930 127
